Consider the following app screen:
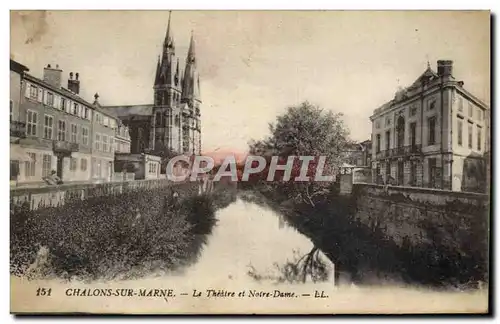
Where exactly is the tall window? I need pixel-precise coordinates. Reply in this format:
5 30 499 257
410 122 417 147
71 124 77 143
42 154 52 177
57 120 66 141
73 103 79 115
44 115 53 140
84 107 89 120
95 134 101 151
457 118 463 146
46 92 54 106
410 161 417 186
60 97 66 111
29 85 38 99
428 116 436 145
477 126 482 151
82 127 89 145
110 138 114 153
103 135 108 152
26 110 38 136
428 158 437 188
70 157 77 171
25 152 36 177
468 123 473 149
81 158 87 171
385 131 390 151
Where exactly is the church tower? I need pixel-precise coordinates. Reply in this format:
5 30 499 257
180 32 202 155
151 12 201 155
152 11 183 152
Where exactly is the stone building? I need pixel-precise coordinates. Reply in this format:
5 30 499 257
370 60 489 193
102 12 202 158
10 60 128 186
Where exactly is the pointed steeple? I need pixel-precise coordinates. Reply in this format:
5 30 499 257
187 30 196 64
154 55 162 85
164 11 174 50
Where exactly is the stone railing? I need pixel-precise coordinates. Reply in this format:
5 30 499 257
10 179 176 211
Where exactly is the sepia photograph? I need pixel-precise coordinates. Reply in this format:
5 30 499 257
8 9 491 315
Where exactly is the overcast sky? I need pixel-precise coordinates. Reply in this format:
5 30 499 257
10 10 490 153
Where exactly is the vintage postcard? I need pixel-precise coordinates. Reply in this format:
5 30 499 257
9 10 490 314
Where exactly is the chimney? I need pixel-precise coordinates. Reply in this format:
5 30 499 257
67 71 80 94
437 60 453 77
43 64 63 88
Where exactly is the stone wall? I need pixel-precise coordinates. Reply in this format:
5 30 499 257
10 178 216 211
352 183 489 247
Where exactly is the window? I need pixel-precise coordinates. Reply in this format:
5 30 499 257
71 124 77 143
70 157 77 171
73 103 79 115
103 116 109 127
410 122 417 147
29 85 38 99
457 118 463 146
428 100 435 110
91 157 97 177
103 135 108 152
95 133 101 151
10 100 13 122
10 160 20 180
84 107 89 120
468 102 473 118
42 154 52 177
428 158 437 188
156 112 162 127
82 127 89 145
44 115 54 140
95 113 100 124
410 106 417 116
110 138 114 153
477 126 482 151
376 134 381 153
26 110 38 136
25 153 36 177
386 117 391 126
458 97 463 112
428 116 436 145
385 131 390 150
81 158 87 171
57 120 66 141
375 121 380 129
60 97 66 111
46 92 54 106
468 123 473 149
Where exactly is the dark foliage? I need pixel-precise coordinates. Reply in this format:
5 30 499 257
10 184 231 281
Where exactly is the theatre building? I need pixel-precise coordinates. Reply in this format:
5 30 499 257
370 60 489 193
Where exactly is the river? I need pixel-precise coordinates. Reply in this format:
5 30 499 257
10 199 488 314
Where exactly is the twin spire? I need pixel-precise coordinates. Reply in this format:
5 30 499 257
154 11 200 103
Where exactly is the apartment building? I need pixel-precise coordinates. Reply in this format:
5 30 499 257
370 60 489 193
10 62 127 185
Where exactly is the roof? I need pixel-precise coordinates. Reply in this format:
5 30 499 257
10 59 29 74
101 104 154 117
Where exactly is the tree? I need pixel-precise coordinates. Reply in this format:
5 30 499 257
248 101 351 207
246 102 352 283
152 141 180 174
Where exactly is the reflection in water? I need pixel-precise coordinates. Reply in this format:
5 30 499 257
184 198 334 285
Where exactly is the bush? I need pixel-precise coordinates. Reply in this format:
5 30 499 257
10 184 222 281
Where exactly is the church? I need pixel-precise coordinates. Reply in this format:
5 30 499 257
103 12 202 156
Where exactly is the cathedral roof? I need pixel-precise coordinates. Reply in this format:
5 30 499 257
101 104 154 117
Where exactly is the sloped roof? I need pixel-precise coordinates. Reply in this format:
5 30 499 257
409 67 439 89
101 104 154 117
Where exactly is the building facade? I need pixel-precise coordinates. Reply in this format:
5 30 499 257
103 12 202 157
370 60 489 193
10 61 129 185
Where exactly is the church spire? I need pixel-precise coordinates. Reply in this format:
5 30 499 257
164 11 174 50
187 30 196 64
